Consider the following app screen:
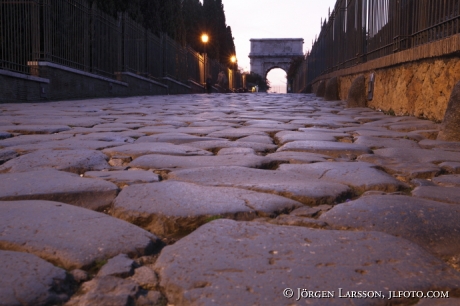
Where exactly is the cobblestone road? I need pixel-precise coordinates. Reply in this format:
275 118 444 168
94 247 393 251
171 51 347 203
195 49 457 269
1 93 460 305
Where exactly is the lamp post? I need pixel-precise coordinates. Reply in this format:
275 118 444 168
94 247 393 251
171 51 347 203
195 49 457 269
230 55 237 92
201 34 209 92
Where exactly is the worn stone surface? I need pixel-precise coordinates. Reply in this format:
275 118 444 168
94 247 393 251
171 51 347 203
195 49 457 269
168 166 351 205
216 147 256 155
353 135 420 149
419 139 460 151
135 133 221 144
438 80 460 141
112 181 303 237
185 139 278 153
129 153 272 171
97 254 135 278
236 134 274 144
319 195 460 264
129 266 159 290
102 142 213 159
0 169 118 210
0 148 18 164
1 124 71 134
154 219 460 306
0 149 109 174
84 170 159 187
0 131 12 139
324 76 339 101
0 93 455 305
358 154 442 180
0 200 160 269
279 162 407 193
433 174 460 187
347 74 367 108
412 186 460 204
278 140 372 158
65 276 138 306
440 162 460 174
274 130 344 144
0 250 70 306
266 151 331 164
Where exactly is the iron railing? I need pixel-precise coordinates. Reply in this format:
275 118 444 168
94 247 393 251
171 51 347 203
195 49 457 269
0 0 40 74
293 0 460 91
0 0 243 89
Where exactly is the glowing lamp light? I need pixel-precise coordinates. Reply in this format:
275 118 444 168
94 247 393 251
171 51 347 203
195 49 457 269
201 34 209 43
230 55 237 63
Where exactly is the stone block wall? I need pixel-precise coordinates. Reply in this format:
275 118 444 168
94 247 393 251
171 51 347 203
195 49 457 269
29 62 129 101
310 34 460 122
330 57 460 122
116 72 168 96
162 77 191 95
0 70 48 103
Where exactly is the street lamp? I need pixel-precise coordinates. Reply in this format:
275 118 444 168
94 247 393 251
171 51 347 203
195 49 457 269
201 34 209 92
230 55 237 91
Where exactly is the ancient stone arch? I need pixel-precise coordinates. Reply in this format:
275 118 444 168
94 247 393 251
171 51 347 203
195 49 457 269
249 38 304 78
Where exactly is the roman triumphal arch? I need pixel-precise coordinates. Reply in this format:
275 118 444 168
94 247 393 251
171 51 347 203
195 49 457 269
249 38 304 78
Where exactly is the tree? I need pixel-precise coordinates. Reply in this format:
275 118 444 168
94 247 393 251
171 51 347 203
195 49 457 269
245 72 270 92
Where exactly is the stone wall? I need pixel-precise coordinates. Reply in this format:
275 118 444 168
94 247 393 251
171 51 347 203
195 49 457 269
311 34 460 122
329 57 460 122
0 70 48 103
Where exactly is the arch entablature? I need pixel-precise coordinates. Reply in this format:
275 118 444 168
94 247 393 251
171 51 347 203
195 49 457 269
249 38 304 78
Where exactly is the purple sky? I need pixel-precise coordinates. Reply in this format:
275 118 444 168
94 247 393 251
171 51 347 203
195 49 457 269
223 0 337 92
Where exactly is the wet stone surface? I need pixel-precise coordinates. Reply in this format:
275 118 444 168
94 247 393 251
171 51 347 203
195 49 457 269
1 93 459 305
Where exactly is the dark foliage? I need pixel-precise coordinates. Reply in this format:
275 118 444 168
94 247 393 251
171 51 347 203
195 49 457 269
245 72 270 92
91 0 235 66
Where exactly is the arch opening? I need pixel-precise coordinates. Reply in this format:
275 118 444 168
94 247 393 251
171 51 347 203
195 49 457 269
266 68 287 94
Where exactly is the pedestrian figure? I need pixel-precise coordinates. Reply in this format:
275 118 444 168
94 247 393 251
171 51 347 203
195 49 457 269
205 75 213 93
217 71 228 91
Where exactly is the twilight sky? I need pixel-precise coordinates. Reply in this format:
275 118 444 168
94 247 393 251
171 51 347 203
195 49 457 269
223 0 337 92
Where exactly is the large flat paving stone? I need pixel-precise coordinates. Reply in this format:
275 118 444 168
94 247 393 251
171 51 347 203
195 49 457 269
358 154 442 180
412 186 460 204
0 200 161 270
374 147 460 164
353 136 421 149
84 170 160 188
277 140 372 158
0 250 69 306
168 166 351 205
0 131 12 139
433 174 460 187
129 154 272 171
112 181 303 238
235 134 274 144
266 151 332 164
206 127 274 138
0 148 18 164
102 142 213 159
134 133 221 145
0 169 118 210
0 133 73 147
0 124 71 134
154 219 460 306
319 195 460 264
274 130 346 145
186 139 278 153
7 139 126 154
279 162 407 193
0 149 109 174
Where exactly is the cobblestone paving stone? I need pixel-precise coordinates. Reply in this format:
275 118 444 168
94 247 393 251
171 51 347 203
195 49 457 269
1 93 460 305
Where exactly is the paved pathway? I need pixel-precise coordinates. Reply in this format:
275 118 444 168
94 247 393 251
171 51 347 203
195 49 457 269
1 93 460 305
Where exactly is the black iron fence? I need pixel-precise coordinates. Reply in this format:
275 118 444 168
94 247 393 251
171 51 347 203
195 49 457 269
1 0 242 89
294 0 460 91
